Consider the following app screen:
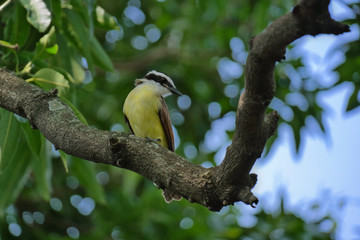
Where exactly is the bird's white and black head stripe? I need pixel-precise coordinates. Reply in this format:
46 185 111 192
143 70 175 88
134 70 181 97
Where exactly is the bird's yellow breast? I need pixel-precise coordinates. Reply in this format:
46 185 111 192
123 84 168 148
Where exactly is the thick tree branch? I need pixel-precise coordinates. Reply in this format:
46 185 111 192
0 0 349 211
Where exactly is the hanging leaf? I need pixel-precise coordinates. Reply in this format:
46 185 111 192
4 1 30 47
263 128 278 157
0 146 31 211
32 137 52 200
63 9 93 71
0 112 32 211
19 0 51 33
90 35 114 72
20 122 52 200
0 110 21 170
59 150 69 173
346 85 360 112
55 34 85 84
20 121 42 155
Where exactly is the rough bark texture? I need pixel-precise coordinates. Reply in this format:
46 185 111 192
0 0 349 211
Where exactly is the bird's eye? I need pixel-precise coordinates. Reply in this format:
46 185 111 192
144 73 169 86
157 76 167 86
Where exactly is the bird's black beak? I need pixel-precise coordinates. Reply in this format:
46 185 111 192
167 86 182 96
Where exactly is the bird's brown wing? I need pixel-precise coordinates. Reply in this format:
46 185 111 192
158 97 175 151
124 114 134 134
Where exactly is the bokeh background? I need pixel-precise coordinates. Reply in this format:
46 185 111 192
0 0 359 239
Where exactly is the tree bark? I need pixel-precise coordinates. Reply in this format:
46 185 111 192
0 0 349 211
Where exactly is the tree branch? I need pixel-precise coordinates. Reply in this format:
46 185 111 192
0 0 349 211
113 46 178 72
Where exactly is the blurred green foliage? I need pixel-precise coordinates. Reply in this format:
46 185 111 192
0 0 358 239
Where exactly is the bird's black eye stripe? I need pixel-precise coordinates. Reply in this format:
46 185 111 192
144 73 168 85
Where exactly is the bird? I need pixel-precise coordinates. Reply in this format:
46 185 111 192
123 71 183 203
123 70 182 152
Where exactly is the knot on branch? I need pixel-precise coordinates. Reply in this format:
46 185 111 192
215 173 259 209
264 111 280 138
110 136 128 167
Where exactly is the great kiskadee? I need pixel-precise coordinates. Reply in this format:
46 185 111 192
123 70 182 151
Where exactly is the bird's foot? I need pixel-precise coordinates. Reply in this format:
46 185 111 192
145 137 161 144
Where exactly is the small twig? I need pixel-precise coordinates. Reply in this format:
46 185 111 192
0 0 12 12
0 41 18 51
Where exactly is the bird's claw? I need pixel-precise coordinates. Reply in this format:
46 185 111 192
145 137 161 143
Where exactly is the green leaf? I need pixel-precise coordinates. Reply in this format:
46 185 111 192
51 66 76 83
4 1 31 47
51 0 62 28
39 26 56 47
20 121 41 155
346 85 360 112
335 41 360 85
90 35 114 72
0 121 31 211
70 57 86 84
19 0 51 33
35 26 57 59
70 157 106 204
0 110 21 170
55 33 85 84
27 68 69 92
68 0 93 29
0 148 31 211
94 6 120 30
263 128 278 157
45 44 58 54
31 137 52 200
59 150 69 172
63 9 93 70
308 104 326 134
19 26 57 74
19 121 52 200
291 116 302 154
